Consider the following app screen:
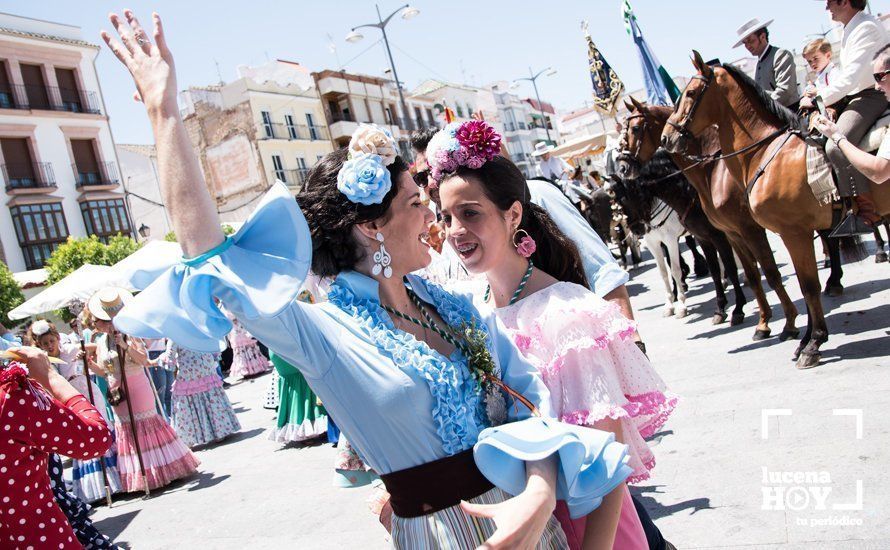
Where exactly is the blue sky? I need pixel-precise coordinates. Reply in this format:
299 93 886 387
4 0 889 144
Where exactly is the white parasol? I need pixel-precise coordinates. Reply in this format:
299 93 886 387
7 264 136 320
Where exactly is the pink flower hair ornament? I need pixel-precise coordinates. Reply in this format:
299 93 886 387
425 120 502 188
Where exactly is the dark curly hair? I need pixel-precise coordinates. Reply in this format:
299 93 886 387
297 148 409 278
441 156 589 288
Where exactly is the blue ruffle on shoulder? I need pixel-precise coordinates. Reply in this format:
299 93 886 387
114 183 311 352
473 417 632 519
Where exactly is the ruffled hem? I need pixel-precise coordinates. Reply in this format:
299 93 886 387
71 454 123 503
114 182 312 353
172 390 242 448
172 373 223 396
474 417 632 519
559 390 678 435
119 452 201 492
267 416 328 442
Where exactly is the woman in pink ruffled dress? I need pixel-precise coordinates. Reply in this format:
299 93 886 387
224 309 271 379
431 121 677 549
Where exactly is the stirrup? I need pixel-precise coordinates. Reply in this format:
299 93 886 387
829 212 873 237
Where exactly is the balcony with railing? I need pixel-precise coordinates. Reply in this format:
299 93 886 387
2 162 56 192
0 84 102 114
274 168 311 190
72 161 120 189
260 121 331 141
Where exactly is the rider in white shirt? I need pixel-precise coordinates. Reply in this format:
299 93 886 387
815 43 890 188
800 0 889 233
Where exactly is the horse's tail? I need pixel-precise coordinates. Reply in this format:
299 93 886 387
838 235 868 263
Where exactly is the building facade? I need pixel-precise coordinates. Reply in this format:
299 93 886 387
176 60 333 222
487 82 560 178
409 79 499 132
0 13 131 272
312 69 436 160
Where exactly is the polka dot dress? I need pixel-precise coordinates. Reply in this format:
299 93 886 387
48 454 117 549
0 365 113 549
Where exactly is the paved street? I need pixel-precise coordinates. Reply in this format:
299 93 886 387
89 233 890 549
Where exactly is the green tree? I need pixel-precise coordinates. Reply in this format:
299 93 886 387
0 260 25 328
164 231 178 242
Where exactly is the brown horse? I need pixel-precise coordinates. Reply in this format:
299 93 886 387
618 99 802 341
661 51 890 369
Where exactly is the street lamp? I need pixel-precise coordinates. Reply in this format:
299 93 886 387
511 66 557 143
137 223 151 240
346 4 419 133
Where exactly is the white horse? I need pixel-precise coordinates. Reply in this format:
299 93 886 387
641 199 689 318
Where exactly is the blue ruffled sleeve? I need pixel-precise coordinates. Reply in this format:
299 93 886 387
474 418 632 519
474 310 632 519
114 183 339 377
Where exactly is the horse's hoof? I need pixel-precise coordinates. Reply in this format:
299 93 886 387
711 312 728 325
796 352 822 370
663 309 674 318
876 252 889 264
779 328 800 342
752 329 772 341
824 285 844 298
730 312 745 326
792 344 803 361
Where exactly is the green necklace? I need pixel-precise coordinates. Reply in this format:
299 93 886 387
483 260 534 306
380 283 542 418
381 287 497 388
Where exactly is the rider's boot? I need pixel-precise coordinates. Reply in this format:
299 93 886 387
831 193 880 237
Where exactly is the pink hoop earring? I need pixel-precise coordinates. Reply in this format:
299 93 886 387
512 229 536 258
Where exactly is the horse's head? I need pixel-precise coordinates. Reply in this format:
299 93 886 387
662 50 719 154
616 97 662 180
608 176 650 237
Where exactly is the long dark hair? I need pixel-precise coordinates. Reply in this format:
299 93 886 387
297 148 409 278
443 156 589 288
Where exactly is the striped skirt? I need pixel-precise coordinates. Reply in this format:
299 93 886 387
390 487 568 549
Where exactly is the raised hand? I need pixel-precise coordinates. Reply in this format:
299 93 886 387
101 10 177 114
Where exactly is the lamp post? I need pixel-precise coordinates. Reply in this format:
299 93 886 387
137 224 151 240
346 4 419 133
511 66 557 143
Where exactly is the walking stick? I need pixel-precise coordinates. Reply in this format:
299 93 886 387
110 329 151 498
79 338 113 508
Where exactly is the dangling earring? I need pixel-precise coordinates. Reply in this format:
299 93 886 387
513 229 537 258
372 232 393 278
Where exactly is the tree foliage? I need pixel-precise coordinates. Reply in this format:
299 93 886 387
45 235 141 285
44 235 141 321
0 261 25 328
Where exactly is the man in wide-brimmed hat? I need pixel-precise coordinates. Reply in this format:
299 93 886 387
734 17 800 109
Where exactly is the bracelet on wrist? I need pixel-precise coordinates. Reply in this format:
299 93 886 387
831 134 846 146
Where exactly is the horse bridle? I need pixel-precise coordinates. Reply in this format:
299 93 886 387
665 73 712 138
622 113 648 160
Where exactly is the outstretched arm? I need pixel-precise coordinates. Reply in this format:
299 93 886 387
101 10 223 257
814 115 890 184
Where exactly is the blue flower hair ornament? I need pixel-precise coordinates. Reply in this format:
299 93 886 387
337 124 398 205
337 152 392 206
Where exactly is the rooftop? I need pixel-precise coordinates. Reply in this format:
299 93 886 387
0 12 98 49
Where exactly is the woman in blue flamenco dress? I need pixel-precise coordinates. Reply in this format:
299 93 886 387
103 10 633 548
